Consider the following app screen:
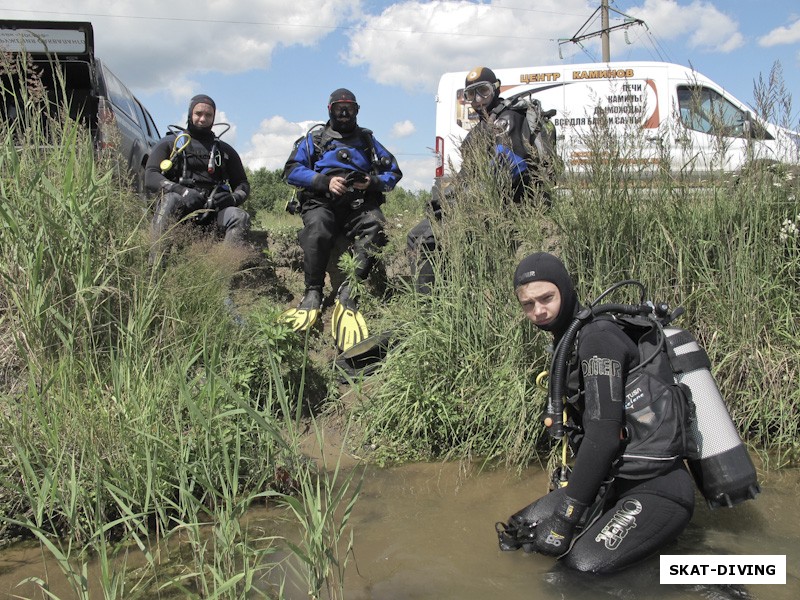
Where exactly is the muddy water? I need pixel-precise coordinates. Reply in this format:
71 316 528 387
1 462 798 599
262 462 799 600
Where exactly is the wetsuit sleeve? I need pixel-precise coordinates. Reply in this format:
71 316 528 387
283 133 330 194
369 136 402 192
145 136 179 194
222 143 250 200
564 322 633 506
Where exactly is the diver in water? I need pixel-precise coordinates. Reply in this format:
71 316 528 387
500 252 696 573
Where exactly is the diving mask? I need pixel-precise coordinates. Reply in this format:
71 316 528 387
463 81 498 103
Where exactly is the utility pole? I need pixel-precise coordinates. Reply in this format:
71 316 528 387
558 1 646 62
601 0 610 62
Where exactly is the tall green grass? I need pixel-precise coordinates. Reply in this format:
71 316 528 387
358 91 800 469
357 127 554 467
1 57 361 598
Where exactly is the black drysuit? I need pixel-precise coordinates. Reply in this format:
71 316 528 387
145 127 251 260
511 318 695 573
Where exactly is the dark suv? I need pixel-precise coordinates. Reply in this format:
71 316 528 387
0 20 160 193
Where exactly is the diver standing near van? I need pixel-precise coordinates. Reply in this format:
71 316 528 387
458 66 555 204
407 66 556 294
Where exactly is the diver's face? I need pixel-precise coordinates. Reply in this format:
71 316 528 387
191 103 215 128
517 281 561 328
330 101 358 124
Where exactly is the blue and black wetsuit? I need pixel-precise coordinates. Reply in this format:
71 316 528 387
460 103 534 203
407 97 548 294
283 123 402 291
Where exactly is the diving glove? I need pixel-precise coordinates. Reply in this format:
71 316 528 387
178 187 206 211
526 495 587 556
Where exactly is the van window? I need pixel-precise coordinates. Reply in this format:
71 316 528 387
677 86 772 140
101 63 138 124
131 97 150 134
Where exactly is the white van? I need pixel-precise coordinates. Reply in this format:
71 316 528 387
434 61 800 182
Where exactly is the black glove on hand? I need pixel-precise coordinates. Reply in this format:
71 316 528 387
179 187 206 211
527 495 587 557
211 191 236 210
233 189 247 206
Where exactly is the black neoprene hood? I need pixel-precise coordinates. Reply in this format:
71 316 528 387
514 252 579 335
187 94 216 138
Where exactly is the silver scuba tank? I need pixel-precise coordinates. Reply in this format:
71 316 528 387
664 327 761 508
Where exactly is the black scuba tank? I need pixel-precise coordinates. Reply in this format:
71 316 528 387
664 327 761 509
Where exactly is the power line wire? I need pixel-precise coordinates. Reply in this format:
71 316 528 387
0 7 557 41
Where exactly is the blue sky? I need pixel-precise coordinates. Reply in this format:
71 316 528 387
2 0 799 190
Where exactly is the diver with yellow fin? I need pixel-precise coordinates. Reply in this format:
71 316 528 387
281 88 402 346
280 288 323 332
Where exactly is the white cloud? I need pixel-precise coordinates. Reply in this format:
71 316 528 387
344 1 590 93
391 119 416 138
758 19 800 47
165 77 199 106
212 111 237 145
8 0 358 90
344 0 747 93
397 156 435 192
627 0 744 53
241 115 318 171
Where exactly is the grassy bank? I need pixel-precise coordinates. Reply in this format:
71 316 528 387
1 63 359 599
1 57 798 598
358 125 800 469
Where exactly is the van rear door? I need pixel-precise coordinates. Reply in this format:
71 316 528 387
0 20 93 55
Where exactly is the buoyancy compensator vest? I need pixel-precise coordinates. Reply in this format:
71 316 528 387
490 91 558 177
546 281 760 509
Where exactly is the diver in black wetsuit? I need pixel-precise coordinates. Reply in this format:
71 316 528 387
407 66 556 294
145 94 250 267
502 252 695 573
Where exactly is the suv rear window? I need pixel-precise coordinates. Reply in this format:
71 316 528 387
101 63 138 124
